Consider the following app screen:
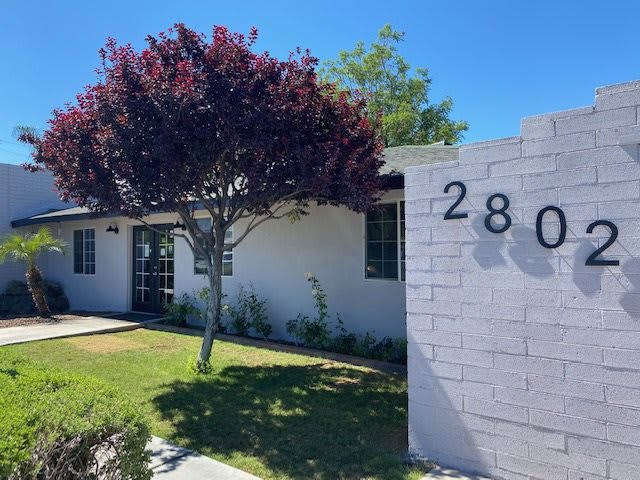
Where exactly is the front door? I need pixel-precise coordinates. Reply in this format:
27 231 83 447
132 225 175 313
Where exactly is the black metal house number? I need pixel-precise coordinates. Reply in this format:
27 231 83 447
442 181 620 267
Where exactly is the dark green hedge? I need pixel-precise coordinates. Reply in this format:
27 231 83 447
0 352 151 480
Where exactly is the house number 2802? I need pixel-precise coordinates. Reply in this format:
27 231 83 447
443 181 620 267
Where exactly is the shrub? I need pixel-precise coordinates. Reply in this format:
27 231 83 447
223 285 272 338
286 273 332 348
289 273 407 363
164 292 198 327
327 317 358 355
0 353 151 480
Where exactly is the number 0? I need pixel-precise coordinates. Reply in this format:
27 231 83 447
536 206 566 249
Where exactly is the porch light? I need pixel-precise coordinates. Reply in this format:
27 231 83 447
106 224 119 234
173 220 187 231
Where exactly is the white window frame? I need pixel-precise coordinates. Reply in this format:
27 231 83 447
73 228 96 275
193 218 233 277
364 200 405 282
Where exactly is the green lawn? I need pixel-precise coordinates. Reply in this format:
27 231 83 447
2 329 425 480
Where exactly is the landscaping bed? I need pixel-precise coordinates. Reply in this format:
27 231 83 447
0 314 88 329
1 329 425 480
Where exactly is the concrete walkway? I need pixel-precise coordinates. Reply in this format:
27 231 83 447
0 315 142 346
423 467 491 479
149 436 260 479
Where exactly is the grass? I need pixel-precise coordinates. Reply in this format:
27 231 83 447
1 329 426 480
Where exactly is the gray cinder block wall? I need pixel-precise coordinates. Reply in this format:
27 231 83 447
406 80 640 480
0 163 66 291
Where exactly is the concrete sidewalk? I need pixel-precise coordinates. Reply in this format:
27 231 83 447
0 315 142 346
423 467 491 479
149 437 260 479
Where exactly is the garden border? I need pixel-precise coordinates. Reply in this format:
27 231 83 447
144 322 407 375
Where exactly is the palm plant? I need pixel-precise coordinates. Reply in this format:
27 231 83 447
0 227 66 318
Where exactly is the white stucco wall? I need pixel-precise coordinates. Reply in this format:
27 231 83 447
406 80 640 479
0 163 67 291
42 190 407 339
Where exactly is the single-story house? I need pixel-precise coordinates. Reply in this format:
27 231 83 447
8 143 457 339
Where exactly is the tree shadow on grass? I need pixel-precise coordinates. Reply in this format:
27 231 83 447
152 363 411 480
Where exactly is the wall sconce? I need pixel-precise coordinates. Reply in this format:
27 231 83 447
106 224 119 234
173 220 187 231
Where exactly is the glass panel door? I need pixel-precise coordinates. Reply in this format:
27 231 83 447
158 231 175 306
132 225 175 313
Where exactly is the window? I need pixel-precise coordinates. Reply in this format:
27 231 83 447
73 228 95 275
365 201 405 281
193 218 233 276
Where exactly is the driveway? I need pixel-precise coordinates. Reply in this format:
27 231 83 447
0 315 145 346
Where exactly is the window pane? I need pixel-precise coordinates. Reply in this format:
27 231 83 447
383 242 398 261
382 204 397 222
383 260 398 279
367 242 383 261
366 261 383 278
401 261 406 282
382 222 397 241
366 222 382 240
73 230 83 274
194 255 207 275
222 262 233 276
365 203 400 280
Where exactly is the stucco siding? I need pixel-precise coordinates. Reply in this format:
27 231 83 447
38 190 407 339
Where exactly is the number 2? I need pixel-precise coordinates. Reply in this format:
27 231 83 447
443 181 468 220
585 220 620 266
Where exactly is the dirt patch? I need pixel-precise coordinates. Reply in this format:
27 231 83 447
0 314 92 329
64 335 143 354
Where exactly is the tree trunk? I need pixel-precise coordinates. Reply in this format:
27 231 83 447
196 242 224 370
26 264 51 318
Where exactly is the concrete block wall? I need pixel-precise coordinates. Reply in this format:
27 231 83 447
0 163 67 290
406 80 640 480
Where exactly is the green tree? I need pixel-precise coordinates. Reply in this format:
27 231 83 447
321 24 469 147
0 227 66 318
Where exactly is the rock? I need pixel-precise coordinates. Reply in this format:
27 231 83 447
0 280 69 316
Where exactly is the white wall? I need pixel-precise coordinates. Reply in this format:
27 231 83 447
42 190 407 339
0 164 67 291
406 80 640 479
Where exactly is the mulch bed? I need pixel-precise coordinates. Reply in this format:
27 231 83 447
0 314 94 329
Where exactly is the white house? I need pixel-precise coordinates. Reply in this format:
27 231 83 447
0 163 67 291
9 144 457 339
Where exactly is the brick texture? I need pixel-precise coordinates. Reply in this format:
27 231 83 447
0 164 67 291
406 80 640 479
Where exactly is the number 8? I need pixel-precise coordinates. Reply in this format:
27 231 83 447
484 193 511 234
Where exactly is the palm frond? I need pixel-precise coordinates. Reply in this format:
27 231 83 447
0 227 66 266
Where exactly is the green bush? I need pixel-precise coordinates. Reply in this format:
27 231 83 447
0 353 151 480
290 273 407 364
223 285 272 339
164 292 198 327
286 273 332 348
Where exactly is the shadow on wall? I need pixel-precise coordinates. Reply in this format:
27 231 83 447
408 342 493 477
152 363 410 479
620 257 640 319
470 217 607 297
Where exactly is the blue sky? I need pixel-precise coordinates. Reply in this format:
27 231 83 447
1 0 638 164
